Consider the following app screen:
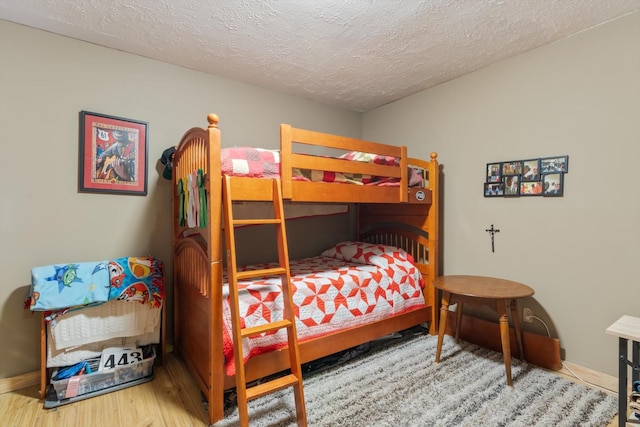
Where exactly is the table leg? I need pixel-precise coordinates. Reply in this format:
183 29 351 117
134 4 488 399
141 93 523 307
496 299 513 386
619 337 629 427
40 313 47 399
633 340 639 384
455 302 463 343
510 299 525 360
633 340 640 425
435 291 451 363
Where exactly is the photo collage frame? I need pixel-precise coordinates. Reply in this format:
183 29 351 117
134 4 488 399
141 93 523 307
485 155 568 198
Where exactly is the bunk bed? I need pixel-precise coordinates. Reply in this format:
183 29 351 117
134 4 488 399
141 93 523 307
172 114 440 424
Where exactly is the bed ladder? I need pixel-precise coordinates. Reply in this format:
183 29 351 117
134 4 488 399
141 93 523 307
221 175 307 427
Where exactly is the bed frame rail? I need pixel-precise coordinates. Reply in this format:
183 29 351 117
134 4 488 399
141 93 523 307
360 227 430 266
280 124 409 202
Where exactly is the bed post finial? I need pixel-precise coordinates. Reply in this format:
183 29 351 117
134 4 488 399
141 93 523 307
430 152 438 161
207 113 220 129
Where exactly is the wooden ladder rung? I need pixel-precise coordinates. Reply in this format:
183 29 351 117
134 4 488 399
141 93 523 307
236 267 287 280
223 176 307 426
233 218 281 226
241 319 292 338
246 374 301 401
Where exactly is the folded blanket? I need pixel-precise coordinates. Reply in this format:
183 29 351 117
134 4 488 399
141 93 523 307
221 147 280 178
46 325 160 368
49 299 161 351
29 256 164 313
108 256 164 308
30 261 110 311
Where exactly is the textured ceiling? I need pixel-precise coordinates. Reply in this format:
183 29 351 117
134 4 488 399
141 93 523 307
1 0 638 112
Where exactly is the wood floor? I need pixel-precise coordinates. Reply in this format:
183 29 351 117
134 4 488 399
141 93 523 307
2 352 208 427
0 352 623 427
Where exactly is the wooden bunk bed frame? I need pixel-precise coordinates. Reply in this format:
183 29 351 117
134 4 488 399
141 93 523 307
172 114 440 425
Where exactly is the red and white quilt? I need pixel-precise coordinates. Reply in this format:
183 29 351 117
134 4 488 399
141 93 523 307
220 147 425 187
221 241 425 374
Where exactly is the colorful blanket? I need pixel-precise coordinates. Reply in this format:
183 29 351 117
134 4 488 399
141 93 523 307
221 242 425 375
108 256 164 308
219 147 425 187
180 148 425 228
295 151 423 187
28 256 164 318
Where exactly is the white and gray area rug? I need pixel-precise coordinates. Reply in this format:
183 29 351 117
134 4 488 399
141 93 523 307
216 328 618 426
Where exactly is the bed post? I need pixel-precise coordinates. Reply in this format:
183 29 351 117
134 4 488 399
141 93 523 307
399 146 408 202
426 152 440 335
354 151 440 336
280 124 293 200
205 114 225 425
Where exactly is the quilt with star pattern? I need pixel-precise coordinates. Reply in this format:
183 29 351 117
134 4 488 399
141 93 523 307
221 241 425 375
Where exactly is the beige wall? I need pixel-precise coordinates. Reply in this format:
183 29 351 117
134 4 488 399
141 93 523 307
0 20 360 378
363 12 640 376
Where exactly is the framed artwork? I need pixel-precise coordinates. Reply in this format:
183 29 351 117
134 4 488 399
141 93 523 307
540 155 569 173
78 111 148 195
543 173 563 197
503 175 520 197
484 182 504 197
520 181 542 196
502 161 523 176
522 158 541 182
486 162 502 183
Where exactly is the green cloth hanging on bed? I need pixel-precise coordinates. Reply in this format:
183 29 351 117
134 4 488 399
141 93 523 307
177 178 185 226
197 169 207 228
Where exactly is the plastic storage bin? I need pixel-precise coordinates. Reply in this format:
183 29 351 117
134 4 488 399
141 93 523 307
51 349 155 400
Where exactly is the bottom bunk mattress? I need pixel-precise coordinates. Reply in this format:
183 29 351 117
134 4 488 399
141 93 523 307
221 241 425 375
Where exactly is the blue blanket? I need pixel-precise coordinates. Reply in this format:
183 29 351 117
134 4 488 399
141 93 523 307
29 256 164 312
30 261 110 311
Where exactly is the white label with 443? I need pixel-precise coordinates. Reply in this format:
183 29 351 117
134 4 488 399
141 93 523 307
99 347 143 372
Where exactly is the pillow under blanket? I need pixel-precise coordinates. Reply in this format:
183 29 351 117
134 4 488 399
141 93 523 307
321 241 423 288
